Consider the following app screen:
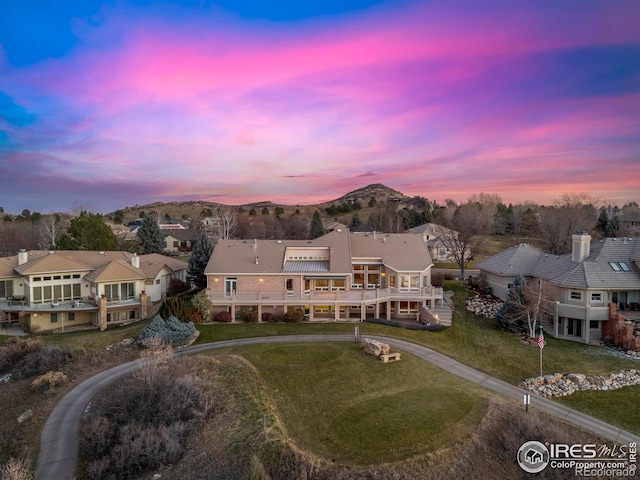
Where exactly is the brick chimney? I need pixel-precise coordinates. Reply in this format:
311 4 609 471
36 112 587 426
571 233 591 263
18 249 28 265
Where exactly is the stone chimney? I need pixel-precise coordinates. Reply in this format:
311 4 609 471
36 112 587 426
131 253 140 268
18 249 28 265
571 232 591 263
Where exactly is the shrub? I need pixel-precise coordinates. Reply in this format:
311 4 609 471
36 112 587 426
190 290 212 323
159 296 189 321
238 307 258 323
167 279 190 296
0 338 76 379
138 315 199 348
80 360 213 480
214 311 233 323
431 272 444 287
186 307 203 324
261 312 276 323
444 272 457 281
0 457 32 480
283 309 305 323
31 371 69 393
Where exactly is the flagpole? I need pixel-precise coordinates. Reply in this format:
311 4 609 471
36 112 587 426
538 326 544 378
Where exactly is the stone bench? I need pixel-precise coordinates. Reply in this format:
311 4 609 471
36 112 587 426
379 352 401 363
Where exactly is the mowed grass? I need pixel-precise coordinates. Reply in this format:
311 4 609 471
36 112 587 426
556 385 640 435
235 342 489 465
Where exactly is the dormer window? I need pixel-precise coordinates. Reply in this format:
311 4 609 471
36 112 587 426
609 262 630 272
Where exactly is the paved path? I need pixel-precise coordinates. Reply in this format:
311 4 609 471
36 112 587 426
36 334 640 479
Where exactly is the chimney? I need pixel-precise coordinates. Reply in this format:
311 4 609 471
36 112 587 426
18 249 28 265
131 253 140 268
571 232 591 262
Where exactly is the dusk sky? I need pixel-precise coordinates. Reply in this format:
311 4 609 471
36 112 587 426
1 0 639 214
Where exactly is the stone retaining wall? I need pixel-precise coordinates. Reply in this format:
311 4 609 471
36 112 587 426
465 294 504 318
520 369 640 397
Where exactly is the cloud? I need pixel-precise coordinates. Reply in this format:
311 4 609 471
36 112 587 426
0 0 638 212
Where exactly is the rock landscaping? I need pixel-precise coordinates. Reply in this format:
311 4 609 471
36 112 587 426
465 294 504 318
520 369 640 397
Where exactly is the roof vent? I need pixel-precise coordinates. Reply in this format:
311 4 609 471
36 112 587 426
255 256 259 265
336 229 342 232
99 251 105 255
49 251 55 254
276 240 282 244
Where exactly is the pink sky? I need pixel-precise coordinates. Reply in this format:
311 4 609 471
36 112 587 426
0 0 639 213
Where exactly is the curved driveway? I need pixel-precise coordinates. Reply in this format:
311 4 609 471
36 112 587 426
36 334 640 479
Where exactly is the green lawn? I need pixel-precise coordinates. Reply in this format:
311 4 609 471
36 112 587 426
232 342 489 465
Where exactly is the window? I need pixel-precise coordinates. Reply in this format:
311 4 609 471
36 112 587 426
63 275 71 279
0 280 13 298
51 313 58 323
507 283 514 290
285 278 294 294
570 291 582 301
72 274 80 279
73 284 81 299
120 282 135 300
589 320 599 329
332 279 345 291
398 301 419 314
389 275 395 287
105 284 119 301
53 285 62 300
591 293 602 302
68 312 75 321
610 262 631 272
33 277 42 282
43 276 51 281
33 287 42 302
315 279 329 291
53 275 61 280
43 285 52 302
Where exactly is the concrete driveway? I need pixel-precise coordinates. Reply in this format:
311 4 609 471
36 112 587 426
35 334 640 479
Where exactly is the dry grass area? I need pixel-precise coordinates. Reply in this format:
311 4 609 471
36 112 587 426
0 336 142 474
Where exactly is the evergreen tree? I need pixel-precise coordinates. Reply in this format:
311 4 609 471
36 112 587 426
113 210 124 224
58 211 118 250
137 216 165 254
261 207 270 215
309 211 325 239
188 233 214 289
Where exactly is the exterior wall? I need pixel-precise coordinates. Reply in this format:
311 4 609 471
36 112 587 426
482 272 517 301
28 310 96 333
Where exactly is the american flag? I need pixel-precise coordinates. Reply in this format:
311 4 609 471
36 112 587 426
537 331 545 349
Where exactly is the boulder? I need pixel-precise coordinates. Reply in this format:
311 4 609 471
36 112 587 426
364 338 390 357
567 374 586 385
17 409 33 423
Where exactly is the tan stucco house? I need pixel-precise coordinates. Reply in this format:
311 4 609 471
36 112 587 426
205 229 451 324
0 250 187 333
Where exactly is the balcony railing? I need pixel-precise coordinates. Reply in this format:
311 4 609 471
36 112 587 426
209 286 443 304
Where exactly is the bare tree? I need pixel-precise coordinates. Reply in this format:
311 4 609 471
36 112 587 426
39 213 64 249
217 208 237 240
539 193 598 255
437 202 488 278
497 275 557 338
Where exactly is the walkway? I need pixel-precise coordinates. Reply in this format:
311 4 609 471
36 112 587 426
35 334 640 479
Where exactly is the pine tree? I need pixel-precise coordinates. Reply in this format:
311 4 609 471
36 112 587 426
58 211 118 250
309 211 325 239
137 216 165 254
188 233 214 289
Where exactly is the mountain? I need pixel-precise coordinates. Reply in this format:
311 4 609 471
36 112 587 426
110 184 411 221
320 183 408 207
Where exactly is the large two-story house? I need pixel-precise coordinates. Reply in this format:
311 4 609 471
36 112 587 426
204 229 450 324
0 250 187 333
477 234 640 344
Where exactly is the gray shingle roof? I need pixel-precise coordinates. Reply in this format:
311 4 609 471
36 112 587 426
480 237 640 290
476 244 543 276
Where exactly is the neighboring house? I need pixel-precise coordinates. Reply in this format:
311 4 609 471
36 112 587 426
159 223 186 230
0 250 187 333
477 234 640 344
201 217 222 230
205 229 451 324
406 223 459 262
324 221 348 232
163 229 201 252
